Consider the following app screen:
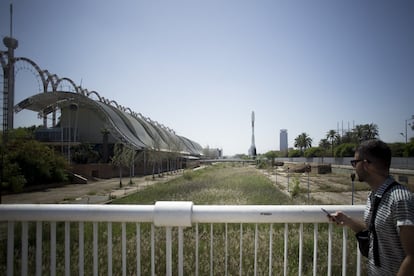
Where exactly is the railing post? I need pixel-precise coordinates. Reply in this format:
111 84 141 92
178 227 184 276
328 223 333 276
195 223 199 276
50 222 56 276
356 241 361 276
122 222 127 276
210 223 214 276
239 223 243 276
79 222 84 276
65 222 70 276
93 222 98 276
268 224 273 276
107 222 112 276
342 227 348 275
313 223 318 276
151 224 155 276
284 223 288 276
7 221 14 276
299 223 303 275
166 226 172 276
254 223 258 276
136 223 141 276
36 221 42 276
22 222 28 276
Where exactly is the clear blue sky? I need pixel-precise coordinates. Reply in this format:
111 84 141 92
1 0 413 156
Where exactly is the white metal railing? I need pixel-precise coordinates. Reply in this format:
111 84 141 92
0 203 365 276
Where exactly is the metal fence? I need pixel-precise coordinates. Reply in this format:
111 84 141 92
0 203 365 276
274 157 414 170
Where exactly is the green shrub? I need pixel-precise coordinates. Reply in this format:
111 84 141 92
334 143 356 157
304 147 324 157
1 127 69 190
290 176 301 197
256 159 268 169
288 149 301 157
183 170 194 180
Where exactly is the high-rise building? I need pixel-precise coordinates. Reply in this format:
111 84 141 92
280 129 288 152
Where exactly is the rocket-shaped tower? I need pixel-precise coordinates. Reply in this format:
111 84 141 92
248 111 257 157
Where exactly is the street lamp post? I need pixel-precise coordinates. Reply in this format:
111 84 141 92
287 167 290 192
351 173 356 205
401 115 414 144
275 165 277 185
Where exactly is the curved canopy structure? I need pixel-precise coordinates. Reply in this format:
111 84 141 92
15 91 203 156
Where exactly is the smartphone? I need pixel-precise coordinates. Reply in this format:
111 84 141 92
321 208 331 217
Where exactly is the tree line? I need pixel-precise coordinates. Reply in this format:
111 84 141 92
0 127 68 194
264 123 414 159
0 126 185 195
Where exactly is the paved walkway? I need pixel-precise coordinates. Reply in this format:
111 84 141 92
2 172 183 204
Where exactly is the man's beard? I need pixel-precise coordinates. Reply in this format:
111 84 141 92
357 172 365 182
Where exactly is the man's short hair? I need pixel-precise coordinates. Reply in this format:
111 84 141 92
356 139 391 169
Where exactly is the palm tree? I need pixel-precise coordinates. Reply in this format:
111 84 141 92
353 124 379 142
326 130 339 157
353 125 365 142
341 131 357 144
319 138 330 157
294 133 312 154
365 123 379 140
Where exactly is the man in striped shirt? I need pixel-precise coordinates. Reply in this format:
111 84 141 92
330 139 414 275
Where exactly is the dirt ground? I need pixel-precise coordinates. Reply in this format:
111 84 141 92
1 166 370 205
1 173 182 204
261 166 370 205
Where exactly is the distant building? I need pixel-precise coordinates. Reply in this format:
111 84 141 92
203 147 223 159
280 129 288 152
14 91 204 178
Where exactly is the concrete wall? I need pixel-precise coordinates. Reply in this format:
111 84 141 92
274 157 414 170
331 165 414 188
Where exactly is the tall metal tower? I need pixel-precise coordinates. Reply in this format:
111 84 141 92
1 3 18 203
2 3 18 136
248 111 256 157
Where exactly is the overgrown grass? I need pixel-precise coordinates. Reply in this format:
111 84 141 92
116 164 294 205
0 163 365 275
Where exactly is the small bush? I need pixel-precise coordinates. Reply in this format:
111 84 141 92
288 149 301 157
334 143 356 157
256 160 268 169
290 177 301 198
304 147 324 157
9 175 27 193
183 170 194 180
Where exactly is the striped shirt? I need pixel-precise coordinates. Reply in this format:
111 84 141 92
364 176 414 275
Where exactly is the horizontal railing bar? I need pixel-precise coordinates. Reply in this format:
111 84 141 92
0 204 364 224
0 204 155 222
192 205 364 223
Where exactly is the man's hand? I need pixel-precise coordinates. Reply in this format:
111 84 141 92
329 211 366 233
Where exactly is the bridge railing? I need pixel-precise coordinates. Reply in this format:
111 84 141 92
0 203 365 276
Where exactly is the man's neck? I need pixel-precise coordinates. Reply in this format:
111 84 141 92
368 174 388 192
